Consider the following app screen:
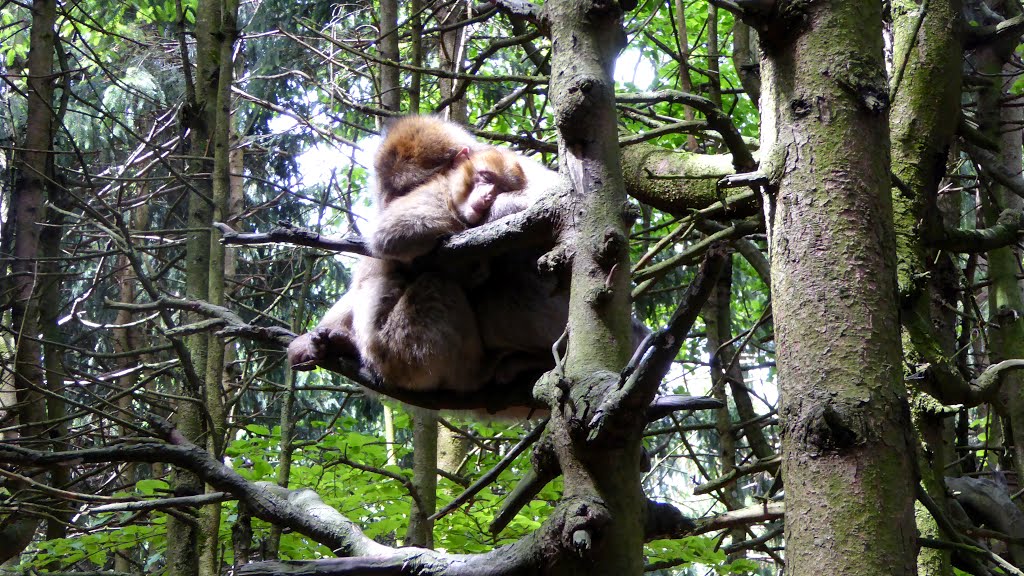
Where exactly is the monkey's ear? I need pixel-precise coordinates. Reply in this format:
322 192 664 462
452 147 471 167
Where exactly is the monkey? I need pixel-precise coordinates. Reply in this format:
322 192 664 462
288 120 647 409
372 115 484 201
288 116 486 372
347 148 539 391
287 119 554 397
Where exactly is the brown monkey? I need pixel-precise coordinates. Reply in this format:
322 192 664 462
288 119 555 396
348 149 537 391
372 115 484 200
288 116 483 371
289 123 644 406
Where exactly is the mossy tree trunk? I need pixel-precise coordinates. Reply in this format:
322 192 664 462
198 0 239 572
888 1 963 574
171 0 238 573
544 0 643 572
972 13 1024 490
756 1 917 573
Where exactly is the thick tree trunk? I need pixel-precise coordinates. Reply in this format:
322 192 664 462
546 1 641 573
757 2 917 574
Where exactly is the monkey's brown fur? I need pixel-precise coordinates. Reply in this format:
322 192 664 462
373 115 482 199
288 116 564 400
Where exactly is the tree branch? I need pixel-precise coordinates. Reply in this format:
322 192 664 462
689 501 784 535
587 246 729 439
617 91 756 171
214 222 371 256
939 209 1024 253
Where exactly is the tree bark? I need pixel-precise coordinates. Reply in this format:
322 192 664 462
171 0 228 571
546 0 642 573
379 0 401 113
2 0 57 562
888 2 963 574
703 257 745 559
757 1 917 573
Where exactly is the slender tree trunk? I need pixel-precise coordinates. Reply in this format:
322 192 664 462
1 0 57 562
438 3 467 121
757 2 916 574
170 0 225 571
732 21 760 107
267 251 311 558
406 408 438 548
704 257 745 558
408 0 423 113
705 4 721 108
198 2 238 572
39 161 70 564
673 0 698 151
112 252 144 572
966 0 1024 499
379 0 400 113
888 2 963 574
983 66 1024 488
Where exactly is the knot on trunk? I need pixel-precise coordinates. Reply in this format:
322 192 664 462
801 403 865 453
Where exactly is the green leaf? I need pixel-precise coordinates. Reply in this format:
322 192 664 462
246 423 272 436
136 478 169 495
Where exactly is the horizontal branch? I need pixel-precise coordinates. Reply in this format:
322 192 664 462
0 432 549 575
689 501 785 536
617 91 756 171
939 209 1024 253
90 492 232 514
0 440 389 557
692 455 780 495
214 222 371 256
105 295 295 348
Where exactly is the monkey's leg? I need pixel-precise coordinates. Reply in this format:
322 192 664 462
287 326 359 370
364 273 485 392
288 291 360 370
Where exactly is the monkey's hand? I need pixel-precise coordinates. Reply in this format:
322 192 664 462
287 326 360 371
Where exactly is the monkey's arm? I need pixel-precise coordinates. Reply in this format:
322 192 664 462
371 187 465 262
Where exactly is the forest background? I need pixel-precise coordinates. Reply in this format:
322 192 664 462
2 0 1024 575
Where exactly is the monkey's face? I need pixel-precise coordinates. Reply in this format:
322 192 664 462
454 150 526 225
457 171 499 225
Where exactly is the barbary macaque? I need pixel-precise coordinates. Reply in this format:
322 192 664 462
288 116 564 399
